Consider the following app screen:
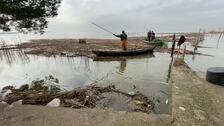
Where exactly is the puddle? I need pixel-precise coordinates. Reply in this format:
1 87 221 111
0 49 171 114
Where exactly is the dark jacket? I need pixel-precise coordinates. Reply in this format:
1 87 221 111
152 31 155 40
114 33 127 41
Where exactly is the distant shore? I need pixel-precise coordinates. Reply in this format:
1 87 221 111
0 32 206 58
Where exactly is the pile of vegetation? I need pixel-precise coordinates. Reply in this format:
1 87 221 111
1 76 155 114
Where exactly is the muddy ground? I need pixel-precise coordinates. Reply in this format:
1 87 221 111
0 105 171 126
171 59 224 126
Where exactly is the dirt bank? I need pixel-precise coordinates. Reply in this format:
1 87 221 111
171 59 224 126
0 105 171 126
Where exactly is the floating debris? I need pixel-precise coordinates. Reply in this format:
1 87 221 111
166 99 169 104
1 77 155 114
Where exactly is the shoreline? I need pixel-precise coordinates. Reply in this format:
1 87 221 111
0 32 207 58
1 59 223 126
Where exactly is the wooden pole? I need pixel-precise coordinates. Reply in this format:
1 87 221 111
170 34 176 58
177 45 181 58
217 33 223 48
182 44 187 60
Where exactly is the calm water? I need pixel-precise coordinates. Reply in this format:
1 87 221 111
0 50 171 114
185 34 224 72
1 34 223 114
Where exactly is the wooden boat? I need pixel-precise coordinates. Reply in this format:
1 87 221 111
92 46 156 57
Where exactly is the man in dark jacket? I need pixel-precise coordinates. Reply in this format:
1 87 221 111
152 31 155 40
113 30 128 51
147 30 152 41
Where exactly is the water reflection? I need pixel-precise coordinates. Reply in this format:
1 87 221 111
93 53 171 114
0 41 30 65
216 33 224 48
166 58 173 83
0 50 171 114
119 60 127 73
0 49 30 66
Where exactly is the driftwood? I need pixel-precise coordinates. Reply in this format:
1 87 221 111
2 84 155 114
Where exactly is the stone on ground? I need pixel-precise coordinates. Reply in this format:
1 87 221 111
46 98 60 107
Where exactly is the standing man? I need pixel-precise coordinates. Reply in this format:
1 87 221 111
152 30 155 40
147 30 152 41
113 30 128 51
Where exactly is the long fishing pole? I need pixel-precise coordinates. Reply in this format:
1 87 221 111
92 22 114 35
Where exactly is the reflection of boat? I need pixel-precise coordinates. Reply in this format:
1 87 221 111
92 46 156 57
93 53 155 61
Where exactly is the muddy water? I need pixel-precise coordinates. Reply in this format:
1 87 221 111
0 50 171 114
185 34 224 72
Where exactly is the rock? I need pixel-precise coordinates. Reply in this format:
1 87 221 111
46 98 60 107
66 53 74 57
179 106 186 111
128 92 135 96
165 99 169 104
174 86 179 89
134 100 144 105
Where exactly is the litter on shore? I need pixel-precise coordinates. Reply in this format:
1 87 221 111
0 76 155 114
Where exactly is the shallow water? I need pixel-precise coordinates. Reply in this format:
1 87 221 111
0 34 222 114
185 34 224 72
0 50 171 114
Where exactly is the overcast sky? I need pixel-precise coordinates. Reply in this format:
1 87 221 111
45 0 224 37
2 0 224 41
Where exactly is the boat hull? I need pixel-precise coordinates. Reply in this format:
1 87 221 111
92 46 156 57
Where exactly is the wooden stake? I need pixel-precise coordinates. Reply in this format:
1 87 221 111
182 44 187 60
170 34 176 58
